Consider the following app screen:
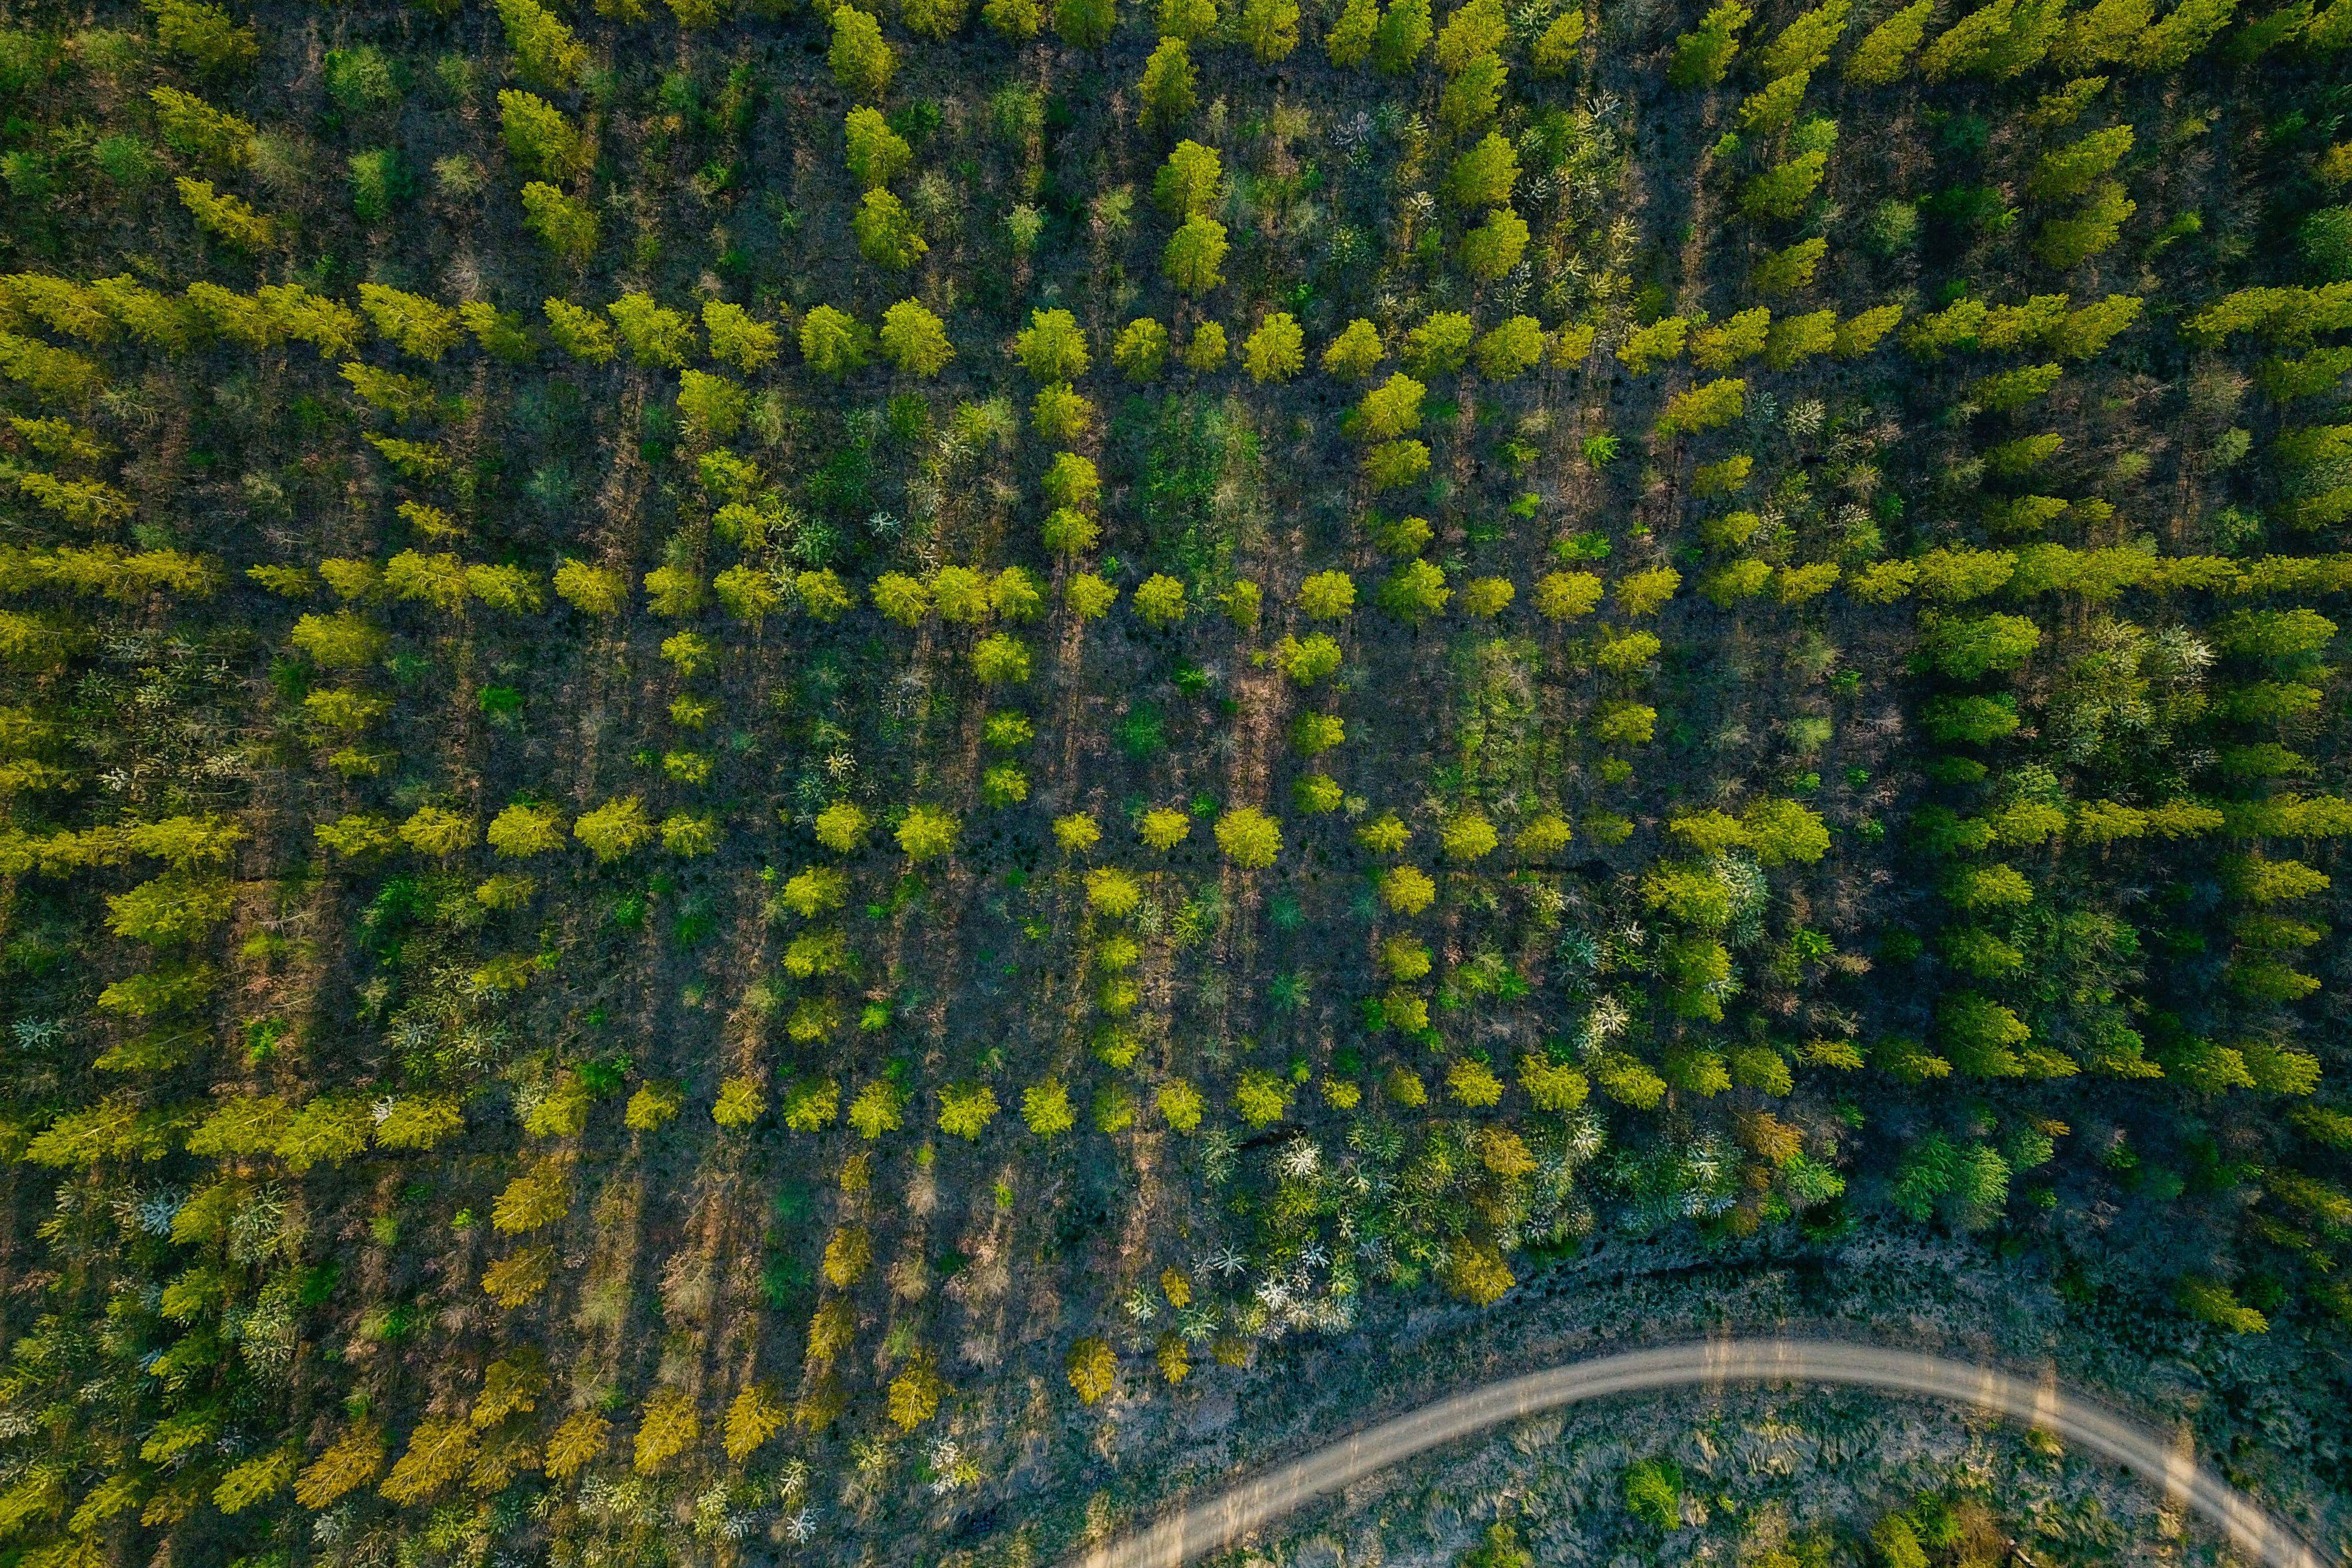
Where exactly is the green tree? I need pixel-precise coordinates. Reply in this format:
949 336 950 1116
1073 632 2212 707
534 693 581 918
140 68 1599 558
1622 1457 1682 1529
1215 805 1283 867
1241 312 1305 381
830 6 897 95
1164 214 1229 292
498 89 583 179
496 0 587 89
1057 0 1117 45
520 182 598 264
1668 1 1751 85
854 188 927 269
898 804 960 861
1459 206 1529 279
1445 131 1519 208
1327 0 1379 62
845 106 912 189
801 305 873 378
1375 0 1432 71
1140 38 1197 126
878 299 953 375
1238 0 1300 55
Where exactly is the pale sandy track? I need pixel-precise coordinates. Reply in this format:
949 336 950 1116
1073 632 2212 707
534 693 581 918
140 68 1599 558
1063 1336 2331 1568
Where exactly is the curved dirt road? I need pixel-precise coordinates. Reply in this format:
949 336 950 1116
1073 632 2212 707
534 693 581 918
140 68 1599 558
1064 1337 2330 1568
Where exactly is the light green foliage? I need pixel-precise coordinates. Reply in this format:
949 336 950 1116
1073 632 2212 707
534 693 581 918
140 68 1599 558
845 107 913 189
801 305 873 378
854 188 927 269
1164 215 1230 292
1242 313 1305 382
1375 0 1434 70
1668 1 1751 86
1845 0 1933 82
498 90 583 179
497 0 586 90
878 299 953 375
1140 38 1198 127
1445 131 1520 208
1758 0 1849 76
2029 125 2133 201
1239 0 1301 57
830 6 896 96
1475 316 1545 379
1531 6 1586 70
1459 207 1529 278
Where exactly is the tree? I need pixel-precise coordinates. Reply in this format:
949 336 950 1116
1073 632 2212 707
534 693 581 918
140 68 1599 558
608 293 695 367
2030 125 2134 202
497 0 587 89
801 305 873 377
1323 317 1384 377
1327 0 1379 62
633 1389 699 1474
1014 307 1090 379
1140 38 1197 127
1154 140 1222 217
1405 312 1475 375
1375 0 1433 69
861 302 953 382
887 1358 946 1429
296 1426 385 1509
574 797 654 861
1532 6 1586 69
703 300 780 370
1622 1456 1683 1529
938 1082 1000 1138
2034 181 2134 268
498 89 583 179
854 188 927 269
1379 558 1451 621
1067 1338 1118 1402
1164 215 1229 293
1740 150 1829 218
1023 1079 1075 1135
846 106 913 189
1922 613 2041 677
1460 206 1529 279
724 1384 789 1462
1668 1 1751 85
1239 0 1299 53
1242 312 1305 381
152 0 259 75
830 6 896 95
1446 131 1519 208
1058 0 1117 42
1114 317 1170 379
1215 805 1282 867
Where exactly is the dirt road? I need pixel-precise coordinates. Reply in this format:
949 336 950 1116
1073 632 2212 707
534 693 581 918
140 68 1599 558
1063 1336 2330 1568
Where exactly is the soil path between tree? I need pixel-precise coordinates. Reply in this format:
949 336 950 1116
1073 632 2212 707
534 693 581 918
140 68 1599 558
1060 1335 2331 1568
